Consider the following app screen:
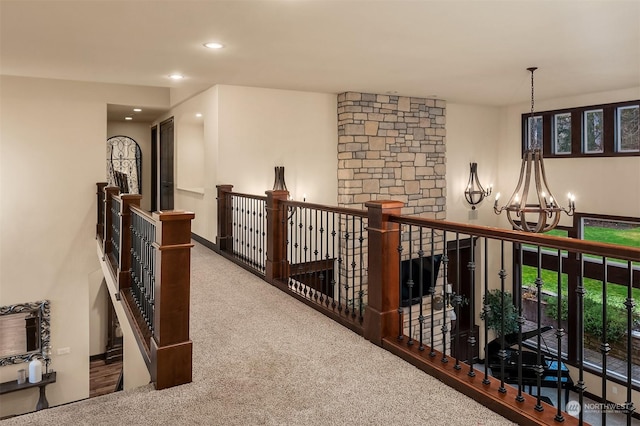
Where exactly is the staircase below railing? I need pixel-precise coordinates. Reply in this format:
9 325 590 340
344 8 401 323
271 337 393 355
96 183 194 390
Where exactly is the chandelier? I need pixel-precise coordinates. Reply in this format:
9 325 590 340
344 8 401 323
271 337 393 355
493 67 575 233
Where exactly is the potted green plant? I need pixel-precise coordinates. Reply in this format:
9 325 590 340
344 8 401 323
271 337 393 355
480 289 519 337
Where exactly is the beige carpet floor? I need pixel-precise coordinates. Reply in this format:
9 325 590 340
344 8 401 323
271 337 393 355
3 242 514 425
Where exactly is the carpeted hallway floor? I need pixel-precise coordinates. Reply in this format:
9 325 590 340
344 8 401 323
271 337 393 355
2 241 514 425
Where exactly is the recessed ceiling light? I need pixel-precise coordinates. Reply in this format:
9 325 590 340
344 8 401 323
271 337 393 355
169 74 184 80
203 42 224 49
195 113 203 118
133 108 142 112
125 116 133 121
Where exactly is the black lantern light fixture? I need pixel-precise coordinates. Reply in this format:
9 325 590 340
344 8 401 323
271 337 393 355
494 67 575 233
464 162 492 210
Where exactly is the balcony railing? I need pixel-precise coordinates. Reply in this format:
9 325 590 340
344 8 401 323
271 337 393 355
216 184 640 425
96 183 194 390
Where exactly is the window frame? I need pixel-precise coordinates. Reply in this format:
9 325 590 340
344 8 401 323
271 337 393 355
616 105 640 153
553 112 572 155
516 213 640 391
521 99 640 158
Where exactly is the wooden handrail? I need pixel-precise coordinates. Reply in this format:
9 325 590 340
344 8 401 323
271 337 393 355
392 214 640 262
282 199 368 218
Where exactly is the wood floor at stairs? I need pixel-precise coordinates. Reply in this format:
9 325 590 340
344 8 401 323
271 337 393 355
89 357 122 398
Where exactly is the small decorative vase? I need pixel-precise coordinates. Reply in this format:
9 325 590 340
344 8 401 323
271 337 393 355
29 359 42 383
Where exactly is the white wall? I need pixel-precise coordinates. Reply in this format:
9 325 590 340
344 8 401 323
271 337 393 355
0 76 168 417
446 103 503 226
165 85 338 244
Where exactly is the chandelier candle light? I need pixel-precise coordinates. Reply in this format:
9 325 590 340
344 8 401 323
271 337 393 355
464 162 492 209
493 67 575 233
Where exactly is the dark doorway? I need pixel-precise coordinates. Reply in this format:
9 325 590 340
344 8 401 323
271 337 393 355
159 118 174 210
151 125 158 212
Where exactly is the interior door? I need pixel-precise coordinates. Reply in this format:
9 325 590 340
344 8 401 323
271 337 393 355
159 118 174 210
151 125 158 212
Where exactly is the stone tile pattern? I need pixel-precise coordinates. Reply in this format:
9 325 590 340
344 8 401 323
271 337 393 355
337 92 446 218
335 92 447 340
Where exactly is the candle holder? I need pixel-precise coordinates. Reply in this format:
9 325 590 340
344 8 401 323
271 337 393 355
464 162 491 210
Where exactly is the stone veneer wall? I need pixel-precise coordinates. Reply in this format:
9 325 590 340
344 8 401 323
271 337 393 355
337 92 446 217
336 92 449 351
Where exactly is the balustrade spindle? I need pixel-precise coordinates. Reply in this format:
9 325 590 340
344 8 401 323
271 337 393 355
418 230 425 351
225 193 267 274
331 212 337 310
534 246 544 411
515 243 524 403
397 237 404 341
467 233 476 378
337 214 343 313
130 209 156 333
407 226 414 346
110 197 121 268
482 238 491 386
576 258 586 425
453 234 461 369
624 261 635 424
498 240 507 394
429 230 436 359
439 230 448 362
554 248 565 422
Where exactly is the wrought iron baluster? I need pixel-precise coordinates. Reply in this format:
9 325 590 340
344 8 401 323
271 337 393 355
601 256 609 426
454 233 461 369
482 238 491 385
304 207 310 298
358 217 364 323
344 218 350 316
337 214 343 313
318 209 324 304
624 261 635 425
397 233 404 341
418 228 425 351
576 255 586 425
287 204 293 289
350 215 357 320
515 243 524 402
467 234 476 377
554 248 565 422
439 229 448 360
330 212 337 310
407 225 414 346
430 229 436 358
498 240 507 394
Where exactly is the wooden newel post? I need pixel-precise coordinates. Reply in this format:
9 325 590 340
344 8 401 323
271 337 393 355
216 184 234 252
118 194 142 291
363 200 404 346
265 190 289 284
151 210 195 390
103 186 120 255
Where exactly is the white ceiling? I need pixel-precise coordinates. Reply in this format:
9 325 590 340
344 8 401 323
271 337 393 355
1 0 639 120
